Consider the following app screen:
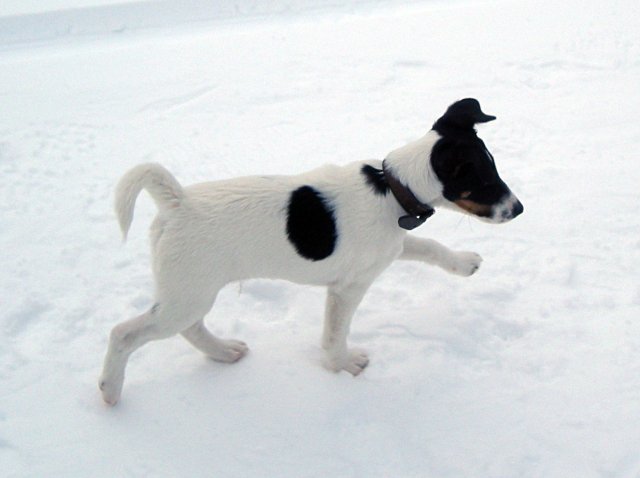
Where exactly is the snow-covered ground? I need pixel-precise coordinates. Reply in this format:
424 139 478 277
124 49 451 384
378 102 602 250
1 1 639 476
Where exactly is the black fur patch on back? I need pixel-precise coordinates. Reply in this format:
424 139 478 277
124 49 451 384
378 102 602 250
361 164 389 196
286 186 337 261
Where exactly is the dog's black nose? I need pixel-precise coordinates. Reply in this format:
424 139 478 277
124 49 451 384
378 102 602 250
512 200 524 218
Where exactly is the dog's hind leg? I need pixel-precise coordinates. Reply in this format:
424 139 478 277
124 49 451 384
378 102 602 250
99 307 161 405
99 299 217 405
181 319 248 363
322 281 372 376
399 235 483 277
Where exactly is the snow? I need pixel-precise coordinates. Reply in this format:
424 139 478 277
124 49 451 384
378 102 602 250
0 0 150 17
1 0 640 476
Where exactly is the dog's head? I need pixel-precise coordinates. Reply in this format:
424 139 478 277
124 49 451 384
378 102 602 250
430 98 523 223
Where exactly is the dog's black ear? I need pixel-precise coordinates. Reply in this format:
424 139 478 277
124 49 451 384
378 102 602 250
438 98 496 129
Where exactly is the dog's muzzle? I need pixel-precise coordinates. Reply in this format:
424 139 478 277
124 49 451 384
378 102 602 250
490 193 523 223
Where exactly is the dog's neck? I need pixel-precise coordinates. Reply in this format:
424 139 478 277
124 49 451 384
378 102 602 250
382 160 434 230
383 130 444 210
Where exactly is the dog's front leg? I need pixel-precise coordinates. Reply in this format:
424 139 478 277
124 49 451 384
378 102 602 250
322 282 371 376
399 235 482 276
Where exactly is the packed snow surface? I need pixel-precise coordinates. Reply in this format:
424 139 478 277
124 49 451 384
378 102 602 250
1 1 639 476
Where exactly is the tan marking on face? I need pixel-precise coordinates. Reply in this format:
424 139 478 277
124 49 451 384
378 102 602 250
454 199 493 217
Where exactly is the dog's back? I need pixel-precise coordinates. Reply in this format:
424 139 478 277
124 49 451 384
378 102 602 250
120 162 403 289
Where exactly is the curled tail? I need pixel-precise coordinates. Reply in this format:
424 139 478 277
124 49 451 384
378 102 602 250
114 163 184 240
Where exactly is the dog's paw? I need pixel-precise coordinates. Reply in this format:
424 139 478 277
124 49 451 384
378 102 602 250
447 251 483 277
99 375 123 406
325 348 369 376
209 339 249 363
344 349 370 376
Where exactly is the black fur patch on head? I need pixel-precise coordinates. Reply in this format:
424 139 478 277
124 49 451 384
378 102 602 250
431 136 509 206
361 164 389 196
430 99 511 207
286 186 337 261
433 98 496 134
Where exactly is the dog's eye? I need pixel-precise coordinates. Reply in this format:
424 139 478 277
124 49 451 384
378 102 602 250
452 162 474 179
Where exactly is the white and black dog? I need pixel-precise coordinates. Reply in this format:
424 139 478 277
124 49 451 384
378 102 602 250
100 98 523 405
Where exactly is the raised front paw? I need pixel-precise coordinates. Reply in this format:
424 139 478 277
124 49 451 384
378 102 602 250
325 348 369 376
447 251 483 277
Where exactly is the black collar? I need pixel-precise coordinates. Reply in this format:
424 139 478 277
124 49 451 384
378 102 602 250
382 160 435 230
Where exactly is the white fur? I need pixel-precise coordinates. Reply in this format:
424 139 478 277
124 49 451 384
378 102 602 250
99 133 483 405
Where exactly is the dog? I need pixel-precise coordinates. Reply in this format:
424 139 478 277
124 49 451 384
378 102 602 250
99 98 523 405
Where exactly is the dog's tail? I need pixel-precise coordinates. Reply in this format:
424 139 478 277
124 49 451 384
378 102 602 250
114 163 184 240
